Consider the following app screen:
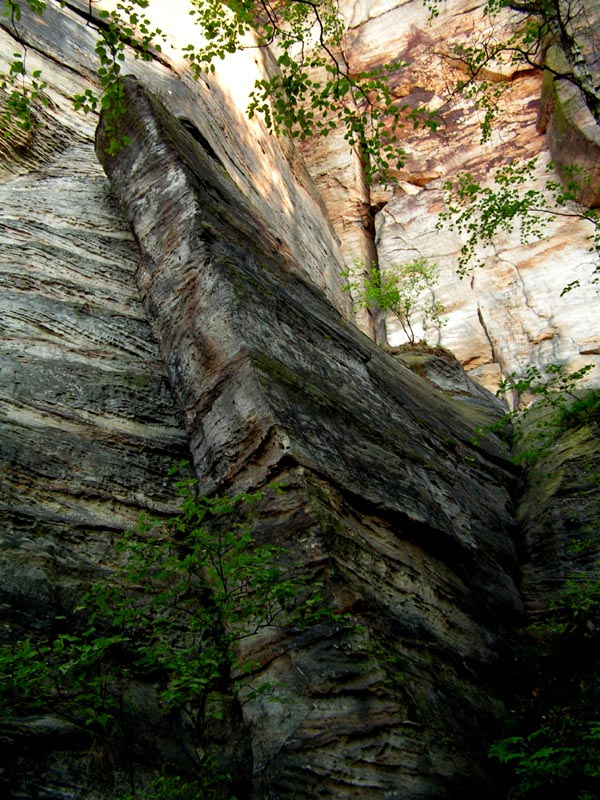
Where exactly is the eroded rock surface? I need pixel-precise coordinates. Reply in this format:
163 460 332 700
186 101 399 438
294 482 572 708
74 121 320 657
300 0 600 393
518 414 600 615
1 1 599 797
538 0 600 208
0 141 194 797
0 0 348 311
96 77 523 799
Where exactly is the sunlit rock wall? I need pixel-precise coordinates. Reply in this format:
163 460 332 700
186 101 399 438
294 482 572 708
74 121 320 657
0 0 348 308
299 0 600 395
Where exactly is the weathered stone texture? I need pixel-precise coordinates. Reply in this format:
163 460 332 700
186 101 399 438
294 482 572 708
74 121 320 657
0 137 193 795
1 1 599 797
0 0 349 311
538 0 600 208
96 77 522 798
518 416 600 615
0 136 189 546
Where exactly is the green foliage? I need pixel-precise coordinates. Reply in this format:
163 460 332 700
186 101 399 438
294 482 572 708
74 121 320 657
488 362 597 467
490 721 600 799
181 0 438 181
488 359 600 798
0 468 328 788
439 159 600 278
428 0 600 279
0 56 46 136
73 0 166 154
428 0 600 127
2 0 166 152
490 569 600 799
115 770 234 800
0 0 47 136
0 0 442 179
342 257 445 344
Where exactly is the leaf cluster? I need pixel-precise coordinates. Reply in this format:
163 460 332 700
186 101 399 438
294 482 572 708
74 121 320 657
115 766 235 800
428 0 600 278
490 718 600 799
0 0 47 136
431 0 600 128
73 0 167 154
0 0 442 181
487 362 597 467
484 359 600 798
182 0 428 181
0 469 331 787
439 159 600 278
342 257 445 344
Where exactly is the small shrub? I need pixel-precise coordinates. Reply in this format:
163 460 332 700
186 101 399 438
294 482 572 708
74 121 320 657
342 257 446 344
487 363 597 467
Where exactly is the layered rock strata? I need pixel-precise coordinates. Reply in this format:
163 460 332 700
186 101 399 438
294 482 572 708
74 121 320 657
96 77 523 799
2 0 599 391
1 1 598 797
0 131 193 800
0 0 348 310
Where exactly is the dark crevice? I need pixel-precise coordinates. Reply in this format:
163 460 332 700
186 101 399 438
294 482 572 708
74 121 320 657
177 117 225 169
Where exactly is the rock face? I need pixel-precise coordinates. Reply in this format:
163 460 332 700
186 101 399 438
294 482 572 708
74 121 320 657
0 0 348 309
95 77 522 798
539 0 600 208
517 413 600 615
0 0 599 798
299 0 600 395
0 137 193 800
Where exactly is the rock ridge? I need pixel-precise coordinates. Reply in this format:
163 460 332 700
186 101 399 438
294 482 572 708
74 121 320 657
95 76 523 799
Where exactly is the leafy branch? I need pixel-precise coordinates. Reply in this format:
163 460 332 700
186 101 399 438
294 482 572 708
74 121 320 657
0 0 47 136
72 0 167 153
490 528 600 799
0 470 335 785
439 158 600 280
485 362 597 467
182 0 436 181
429 0 600 128
0 0 442 180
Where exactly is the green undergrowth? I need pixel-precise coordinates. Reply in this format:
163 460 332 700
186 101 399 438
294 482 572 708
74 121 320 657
484 364 600 470
0 466 344 798
488 368 600 799
115 772 227 800
489 567 600 799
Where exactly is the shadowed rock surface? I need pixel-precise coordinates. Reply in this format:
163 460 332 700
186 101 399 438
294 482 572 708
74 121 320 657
0 142 194 796
518 415 600 615
1 1 599 797
94 77 523 799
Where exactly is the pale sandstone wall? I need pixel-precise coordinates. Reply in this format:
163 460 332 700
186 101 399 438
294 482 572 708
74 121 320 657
299 0 600 395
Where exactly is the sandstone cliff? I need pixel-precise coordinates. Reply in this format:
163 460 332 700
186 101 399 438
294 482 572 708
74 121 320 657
300 0 600 393
1 1 599 798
